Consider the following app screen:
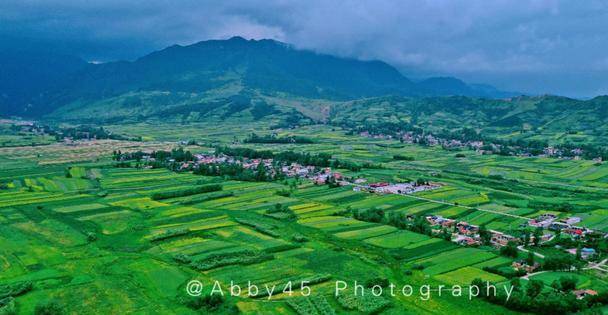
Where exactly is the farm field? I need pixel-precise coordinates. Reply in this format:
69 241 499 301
1 122 607 314
3 7 608 314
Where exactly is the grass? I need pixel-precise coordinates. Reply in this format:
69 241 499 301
410 247 498 275
364 230 433 248
434 266 506 285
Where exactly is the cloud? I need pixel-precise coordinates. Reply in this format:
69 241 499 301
1 0 607 97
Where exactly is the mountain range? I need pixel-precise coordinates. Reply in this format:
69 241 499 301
0 36 518 117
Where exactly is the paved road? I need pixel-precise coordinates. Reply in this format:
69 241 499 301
352 182 530 220
520 270 548 280
517 245 545 259
584 258 608 272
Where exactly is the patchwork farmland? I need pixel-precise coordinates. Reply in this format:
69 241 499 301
1 122 608 314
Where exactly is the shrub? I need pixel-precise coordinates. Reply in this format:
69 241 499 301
190 250 273 271
292 235 309 243
411 264 425 270
0 297 16 315
0 281 33 300
393 155 414 161
287 296 335 315
151 184 222 200
336 289 391 313
183 294 238 314
86 232 97 242
150 228 189 242
365 277 389 288
34 300 63 315
173 253 192 264
275 189 292 197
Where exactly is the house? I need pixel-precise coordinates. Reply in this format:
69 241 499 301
490 230 518 246
426 215 455 228
562 226 593 238
573 289 598 300
456 221 479 235
512 260 540 273
567 247 596 260
541 233 553 242
452 234 480 246
529 214 557 228
368 182 390 193
581 248 597 259
565 217 581 225
549 221 570 231
296 168 309 177
314 174 328 185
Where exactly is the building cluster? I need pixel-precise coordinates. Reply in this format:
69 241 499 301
192 153 331 181
424 215 522 248
174 153 443 195
527 214 595 239
566 247 597 260
353 182 441 195
512 260 541 273
424 212 604 261
359 131 600 162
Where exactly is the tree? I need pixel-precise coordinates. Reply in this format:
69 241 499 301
415 178 427 186
543 254 575 271
410 215 431 235
354 208 385 223
510 278 522 292
440 228 452 241
500 241 519 258
550 280 561 292
479 224 491 245
522 230 531 247
387 211 407 229
533 227 543 246
558 276 577 292
255 162 267 181
526 280 544 298
526 251 535 266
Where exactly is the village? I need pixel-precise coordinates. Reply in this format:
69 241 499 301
142 151 607 268
359 130 604 163
424 212 606 275
130 149 608 295
185 153 443 196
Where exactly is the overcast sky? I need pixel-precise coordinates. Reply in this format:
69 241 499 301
1 0 607 97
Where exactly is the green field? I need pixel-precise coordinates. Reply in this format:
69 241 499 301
1 121 607 314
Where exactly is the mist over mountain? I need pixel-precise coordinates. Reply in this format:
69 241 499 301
0 37 518 117
0 46 87 116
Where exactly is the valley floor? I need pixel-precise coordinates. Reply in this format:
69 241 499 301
1 122 607 314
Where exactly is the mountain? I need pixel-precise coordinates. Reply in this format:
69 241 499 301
1 37 515 117
331 94 608 146
0 46 87 116
418 77 518 98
